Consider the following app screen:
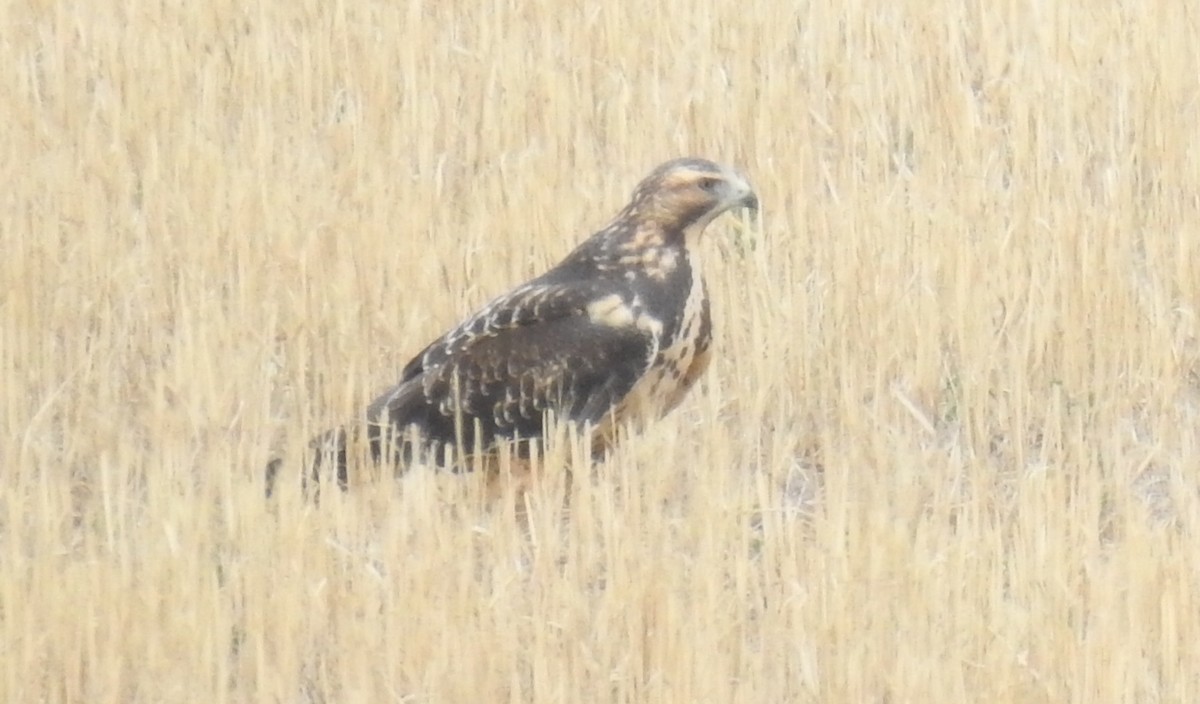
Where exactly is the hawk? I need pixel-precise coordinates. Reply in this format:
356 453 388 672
267 157 758 494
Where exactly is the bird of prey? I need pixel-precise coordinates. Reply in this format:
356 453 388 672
267 157 758 495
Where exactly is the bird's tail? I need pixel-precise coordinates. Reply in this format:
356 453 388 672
263 427 352 499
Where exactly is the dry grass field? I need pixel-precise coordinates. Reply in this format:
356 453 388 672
3 0 1199 701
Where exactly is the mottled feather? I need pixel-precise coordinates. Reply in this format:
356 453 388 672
266 157 757 495
367 280 658 460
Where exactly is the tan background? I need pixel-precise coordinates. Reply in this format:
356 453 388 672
3 1 1198 701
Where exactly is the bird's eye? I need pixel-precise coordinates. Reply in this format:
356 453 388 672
697 177 721 193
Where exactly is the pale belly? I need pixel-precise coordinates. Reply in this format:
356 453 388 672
596 270 712 449
640 309 711 413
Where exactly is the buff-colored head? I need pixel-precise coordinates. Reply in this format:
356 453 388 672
625 158 759 234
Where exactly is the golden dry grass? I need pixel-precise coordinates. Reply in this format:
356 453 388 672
3 1 1200 701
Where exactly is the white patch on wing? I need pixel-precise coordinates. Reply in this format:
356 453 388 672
588 293 665 335
587 294 635 328
648 248 679 280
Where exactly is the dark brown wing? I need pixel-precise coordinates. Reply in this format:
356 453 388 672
364 282 657 462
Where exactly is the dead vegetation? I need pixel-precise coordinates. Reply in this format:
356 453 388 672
2 1 1198 701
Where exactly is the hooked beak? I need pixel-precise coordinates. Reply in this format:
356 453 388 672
719 167 759 218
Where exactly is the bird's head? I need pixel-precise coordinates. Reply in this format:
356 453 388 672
626 158 759 236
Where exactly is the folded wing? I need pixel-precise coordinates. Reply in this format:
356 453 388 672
365 282 658 462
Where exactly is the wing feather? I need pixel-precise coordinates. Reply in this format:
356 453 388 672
366 283 657 460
